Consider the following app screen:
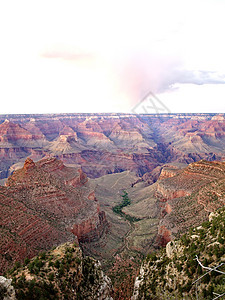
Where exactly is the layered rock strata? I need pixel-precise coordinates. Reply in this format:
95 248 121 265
0 157 107 273
155 160 225 245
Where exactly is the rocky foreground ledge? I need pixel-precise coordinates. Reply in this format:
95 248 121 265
132 208 225 299
3 242 113 300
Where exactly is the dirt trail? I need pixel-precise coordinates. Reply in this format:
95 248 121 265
110 172 129 190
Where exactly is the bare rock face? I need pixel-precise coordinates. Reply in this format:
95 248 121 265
0 276 16 300
23 157 35 170
72 210 107 243
155 160 225 245
0 183 71 273
64 168 88 187
156 182 190 202
156 225 172 247
59 125 78 141
0 157 108 274
0 120 33 142
158 165 180 180
165 240 184 260
131 266 145 300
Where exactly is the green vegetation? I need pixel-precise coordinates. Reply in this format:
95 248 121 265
136 207 225 299
7 242 111 300
112 191 141 222
113 191 131 214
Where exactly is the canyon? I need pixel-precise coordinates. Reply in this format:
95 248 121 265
0 113 224 182
0 113 225 299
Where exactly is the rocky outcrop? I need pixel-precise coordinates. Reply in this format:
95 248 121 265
158 166 179 180
72 210 107 243
156 225 172 247
23 157 35 170
131 266 145 300
59 125 78 141
64 168 88 187
6 242 113 300
0 276 16 300
155 182 190 202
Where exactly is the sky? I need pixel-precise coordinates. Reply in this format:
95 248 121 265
0 0 225 114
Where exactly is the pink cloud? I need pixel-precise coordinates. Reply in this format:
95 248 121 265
41 48 96 64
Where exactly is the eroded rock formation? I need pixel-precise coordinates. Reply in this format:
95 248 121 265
155 160 225 245
0 113 225 180
0 157 108 273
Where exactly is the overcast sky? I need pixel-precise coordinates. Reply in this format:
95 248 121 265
0 0 225 114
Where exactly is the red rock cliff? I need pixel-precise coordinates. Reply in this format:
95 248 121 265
0 157 108 273
155 160 225 246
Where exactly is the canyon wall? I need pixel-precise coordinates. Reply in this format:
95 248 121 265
0 157 108 273
155 160 225 245
0 113 224 180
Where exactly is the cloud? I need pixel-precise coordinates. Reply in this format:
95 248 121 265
40 43 225 110
41 47 96 64
117 51 225 104
159 69 225 92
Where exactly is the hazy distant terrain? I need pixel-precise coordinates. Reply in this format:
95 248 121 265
0 113 224 180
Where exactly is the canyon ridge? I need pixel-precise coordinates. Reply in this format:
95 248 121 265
0 113 225 299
